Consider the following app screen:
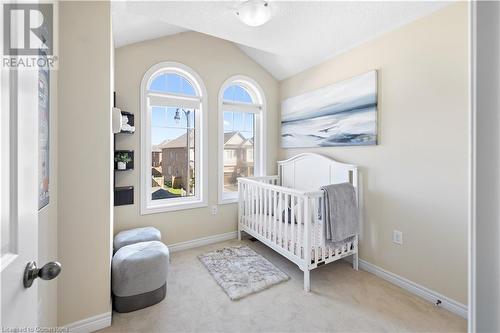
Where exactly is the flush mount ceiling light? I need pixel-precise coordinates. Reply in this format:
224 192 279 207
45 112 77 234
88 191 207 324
235 0 272 27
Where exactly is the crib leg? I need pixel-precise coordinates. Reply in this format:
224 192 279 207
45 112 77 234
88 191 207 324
353 252 359 271
303 270 310 292
237 229 242 241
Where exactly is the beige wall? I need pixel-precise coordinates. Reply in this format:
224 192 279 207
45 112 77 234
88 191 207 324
280 3 468 304
114 32 279 244
57 1 113 326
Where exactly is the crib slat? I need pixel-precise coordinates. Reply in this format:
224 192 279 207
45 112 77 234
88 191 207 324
264 187 267 236
265 188 269 238
251 184 256 231
297 197 302 259
248 184 251 229
257 185 260 232
313 198 319 265
304 197 311 267
255 185 258 232
260 186 263 234
278 191 283 246
273 190 277 243
310 197 314 264
238 182 241 233
268 189 272 239
256 185 260 234
247 185 252 228
248 184 252 230
247 184 250 229
262 189 269 238
260 187 264 235
263 188 267 238
284 193 289 250
267 189 270 240
290 195 296 255
247 184 250 228
240 184 243 224
243 183 247 228
254 185 257 232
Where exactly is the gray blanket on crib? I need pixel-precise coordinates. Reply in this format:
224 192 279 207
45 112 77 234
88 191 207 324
321 182 359 247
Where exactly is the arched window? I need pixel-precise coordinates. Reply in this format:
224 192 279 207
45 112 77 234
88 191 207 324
218 76 266 203
141 62 207 213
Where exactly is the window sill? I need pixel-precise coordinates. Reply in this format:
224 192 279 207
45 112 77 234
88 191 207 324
141 200 208 215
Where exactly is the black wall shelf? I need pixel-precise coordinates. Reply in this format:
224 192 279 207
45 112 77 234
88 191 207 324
114 91 135 207
114 186 134 206
114 150 134 171
119 111 135 134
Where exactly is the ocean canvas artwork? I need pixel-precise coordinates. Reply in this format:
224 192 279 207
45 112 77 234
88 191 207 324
281 71 378 148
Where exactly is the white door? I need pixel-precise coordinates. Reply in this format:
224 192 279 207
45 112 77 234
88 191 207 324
1 66 40 328
1 2 60 329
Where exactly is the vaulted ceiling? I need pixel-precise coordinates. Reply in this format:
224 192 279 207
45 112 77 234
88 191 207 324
112 1 451 80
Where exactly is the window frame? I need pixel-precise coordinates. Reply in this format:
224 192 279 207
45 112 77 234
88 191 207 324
218 75 267 204
140 62 208 214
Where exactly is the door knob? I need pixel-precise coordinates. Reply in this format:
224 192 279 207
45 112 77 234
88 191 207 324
23 261 61 288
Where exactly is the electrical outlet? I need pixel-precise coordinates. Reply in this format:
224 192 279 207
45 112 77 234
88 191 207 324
211 205 218 215
393 230 403 245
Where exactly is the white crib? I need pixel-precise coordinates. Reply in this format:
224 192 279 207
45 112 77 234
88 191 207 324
237 153 359 292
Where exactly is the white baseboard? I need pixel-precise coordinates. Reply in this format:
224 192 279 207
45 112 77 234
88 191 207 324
64 312 111 333
359 259 468 319
168 231 238 253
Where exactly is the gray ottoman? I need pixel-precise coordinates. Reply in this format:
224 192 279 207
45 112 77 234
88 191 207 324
112 241 169 313
113 227 161 252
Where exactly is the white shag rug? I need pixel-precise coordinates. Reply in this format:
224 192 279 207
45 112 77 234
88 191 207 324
198 245 289 300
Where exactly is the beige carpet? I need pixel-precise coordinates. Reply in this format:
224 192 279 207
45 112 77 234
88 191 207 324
100 239 466 333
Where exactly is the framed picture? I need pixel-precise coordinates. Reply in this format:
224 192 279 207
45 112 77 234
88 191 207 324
281 70 378 148
38 55 50 210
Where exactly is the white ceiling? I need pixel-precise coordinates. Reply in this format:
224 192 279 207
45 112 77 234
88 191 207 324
112 1 452 80
112 2 187 48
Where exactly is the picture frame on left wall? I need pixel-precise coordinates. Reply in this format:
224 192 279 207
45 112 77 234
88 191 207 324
38 52 50 210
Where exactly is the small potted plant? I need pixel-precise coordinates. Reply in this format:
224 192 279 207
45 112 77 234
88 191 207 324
115 152 132 170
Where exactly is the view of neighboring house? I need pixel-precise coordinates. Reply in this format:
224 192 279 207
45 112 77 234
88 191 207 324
150 130 253 198
160 129 195 189
152 149 162 167
223 131 254 192
151 142 166 190
151 130 195 199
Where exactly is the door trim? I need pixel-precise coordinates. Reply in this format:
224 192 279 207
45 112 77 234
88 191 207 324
468 0 476 331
